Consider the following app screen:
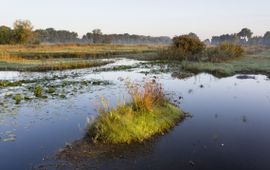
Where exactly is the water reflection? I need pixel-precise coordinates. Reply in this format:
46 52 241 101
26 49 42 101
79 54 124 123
0 59 270 170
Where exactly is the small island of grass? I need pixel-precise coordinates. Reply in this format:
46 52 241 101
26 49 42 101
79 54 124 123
88 80 184 144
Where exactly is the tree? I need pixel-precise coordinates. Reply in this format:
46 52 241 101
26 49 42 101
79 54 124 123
263 31 270 45
0 26 13 44
238 28 253 42
203 39 211 45
188 32 200 40
13 20 33 44
92 29 103 43
172 34 206 55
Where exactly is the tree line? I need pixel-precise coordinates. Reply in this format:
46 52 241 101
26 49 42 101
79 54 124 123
1 20 270 46
210 28 270 46
0 20 171 45
0 20 34 44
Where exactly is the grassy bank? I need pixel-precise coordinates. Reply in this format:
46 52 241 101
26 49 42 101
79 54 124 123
88 80 184 144
0 58 113 71
0 44 162 59
0 44 163 71
182 48 270 77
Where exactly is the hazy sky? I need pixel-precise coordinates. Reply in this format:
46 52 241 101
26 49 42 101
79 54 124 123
1 0 270 39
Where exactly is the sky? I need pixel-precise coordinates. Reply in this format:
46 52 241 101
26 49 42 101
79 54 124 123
1 0 270 39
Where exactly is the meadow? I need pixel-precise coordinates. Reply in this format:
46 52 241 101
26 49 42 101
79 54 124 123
0 44 162 71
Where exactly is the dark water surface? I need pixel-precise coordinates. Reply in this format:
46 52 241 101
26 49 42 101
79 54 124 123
0 59 270 170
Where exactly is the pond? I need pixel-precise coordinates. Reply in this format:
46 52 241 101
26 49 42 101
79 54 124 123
0 59 270 170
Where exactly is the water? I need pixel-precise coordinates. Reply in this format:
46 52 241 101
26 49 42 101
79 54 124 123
0 59 270 170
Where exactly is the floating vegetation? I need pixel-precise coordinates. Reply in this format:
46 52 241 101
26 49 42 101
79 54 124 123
13 94 22 104
46 87 56 94
34 85 43 98
171 72 194 79
94 65 138 72
0 81 22 88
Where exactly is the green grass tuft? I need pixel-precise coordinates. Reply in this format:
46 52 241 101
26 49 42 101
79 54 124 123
88 80 184 144
34 85 43 97
13 94 22 104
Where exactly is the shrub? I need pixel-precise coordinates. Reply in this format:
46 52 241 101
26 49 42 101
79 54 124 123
205 43 244 62
158 34 206 61
172 35 206 56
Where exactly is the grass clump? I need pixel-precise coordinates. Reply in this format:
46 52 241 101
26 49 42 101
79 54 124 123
34 85 43 97
88 80 184 144
13 94 22 104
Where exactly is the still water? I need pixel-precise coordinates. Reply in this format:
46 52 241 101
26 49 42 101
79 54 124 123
0 59 270 170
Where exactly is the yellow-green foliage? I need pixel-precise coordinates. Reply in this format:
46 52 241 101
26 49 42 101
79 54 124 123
205 43 244 62
88 80 184 144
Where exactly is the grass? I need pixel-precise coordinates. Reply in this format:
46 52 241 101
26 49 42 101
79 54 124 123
0 44 162 59
0 44 163 71
0 58 113 71
88 80 184 144
182 48 270 77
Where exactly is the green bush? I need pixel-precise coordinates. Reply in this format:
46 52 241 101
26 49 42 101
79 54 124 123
205 43 244 62
158 34 206 61
172 35 206 55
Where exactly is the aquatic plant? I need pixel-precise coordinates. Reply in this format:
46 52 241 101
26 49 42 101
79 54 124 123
34 85 43 97
0 81 22 87
13 94 22 104
46 87 56 94
88 80 184 144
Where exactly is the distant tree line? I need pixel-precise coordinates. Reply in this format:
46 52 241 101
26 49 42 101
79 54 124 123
0 20 171 45
1 20 270 46
0 20 34 44
210 28 270 46
81 29 171 44
35 28 79 43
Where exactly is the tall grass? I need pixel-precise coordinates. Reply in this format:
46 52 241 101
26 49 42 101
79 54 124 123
0 44 162 59
88 80 184 144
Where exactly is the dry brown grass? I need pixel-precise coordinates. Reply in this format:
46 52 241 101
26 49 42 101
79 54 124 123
126 79 165 111
0 44 163 57
0 51 38 64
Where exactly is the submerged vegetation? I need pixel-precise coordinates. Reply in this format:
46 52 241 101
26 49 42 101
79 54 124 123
88 80 184 144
